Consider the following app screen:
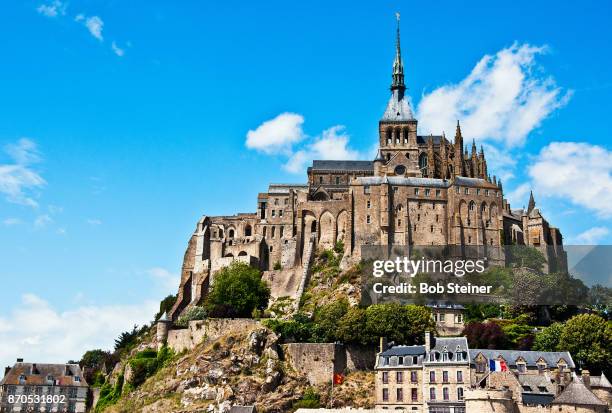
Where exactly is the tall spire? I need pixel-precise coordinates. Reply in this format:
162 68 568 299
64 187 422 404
391 12 405 96
527 190 536 213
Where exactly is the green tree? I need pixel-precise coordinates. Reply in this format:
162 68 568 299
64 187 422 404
337 307 369 345
176 306 207 327
312 299 349 342
155 294 177 321
507 245 547 271
558 314 612 375
204 262 270 317
532 322 564 351
365 304 434 345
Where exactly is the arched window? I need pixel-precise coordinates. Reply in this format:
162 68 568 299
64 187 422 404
244 225 252 237
311 221 317 233
263 227 267 237
228 229 235 238
419 153 428 173
386 128 392 145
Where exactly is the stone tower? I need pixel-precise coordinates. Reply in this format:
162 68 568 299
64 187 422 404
377 13 420 176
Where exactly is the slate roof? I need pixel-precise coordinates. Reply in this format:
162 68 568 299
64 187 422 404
469 349 575 369
591 373 612 388
309 160 374 172
382 90 415 121
0 362 88 387
552 379 606 406
522 393 555 406
380 345 426 357
431 337 469 353
518 374 555 394
416 135 444 145
356 176 450 188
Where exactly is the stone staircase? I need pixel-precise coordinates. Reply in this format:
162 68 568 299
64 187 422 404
294 232 317 310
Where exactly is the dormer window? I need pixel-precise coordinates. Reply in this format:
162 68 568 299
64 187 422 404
74 376 81 382
456 352 463 362
517 362 526 373
398 356 404 365
442 352 449 362
18 374 26 384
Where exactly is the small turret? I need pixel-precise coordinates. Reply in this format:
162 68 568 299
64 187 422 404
527 190 535 213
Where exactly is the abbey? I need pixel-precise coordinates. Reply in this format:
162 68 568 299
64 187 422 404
168 20 566 320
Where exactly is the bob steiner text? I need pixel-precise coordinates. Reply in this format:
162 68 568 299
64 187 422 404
372 282 493 295
372 257 487 277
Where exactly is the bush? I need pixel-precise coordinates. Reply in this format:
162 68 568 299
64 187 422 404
204 262 270 318
293 388 321 409
176 306 207 327
558 314 612 375
127 346 175 388
463 322 508 349
94 374 123 412
155 294 177 321
334 240 344 254
532 322 564 351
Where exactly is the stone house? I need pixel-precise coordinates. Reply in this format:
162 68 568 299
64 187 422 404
0 359 88 413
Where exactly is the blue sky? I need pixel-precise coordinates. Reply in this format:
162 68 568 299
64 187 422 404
0 0 611 366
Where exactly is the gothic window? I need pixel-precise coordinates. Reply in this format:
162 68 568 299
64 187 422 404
469 201 475 211
244 225 252 237
228 229 235 238
419 153 428 172
405 152 410 159
485 189 490 196
403 128 409 144
386 128 392 145
436 189 441 197
280 226 284 238
271 226 276 238
263 227 267 237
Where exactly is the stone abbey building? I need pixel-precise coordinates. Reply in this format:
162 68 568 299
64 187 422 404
169 20 565 320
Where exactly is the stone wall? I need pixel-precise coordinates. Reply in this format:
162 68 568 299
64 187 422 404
166 318 261 353
282 343 376 386
282 343 343 386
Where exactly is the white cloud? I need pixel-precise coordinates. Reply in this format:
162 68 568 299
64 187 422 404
573 227 610 245
417 43 571 147
0 294 157 368
111 41 125 57
76 15 104 41
528 142 612 218
246 112 305 154
506 183 531 209
34 214 53 229
2 218 22 226
0 138 45 207
36 0 66 18
87 218 102 226
284 125 360 174
146 267 180 293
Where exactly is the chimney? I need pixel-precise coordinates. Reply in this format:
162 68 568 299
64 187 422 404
16 358 23 363
582 370 591 388
4 366 11 377
425 331 432 351
379 337 388 353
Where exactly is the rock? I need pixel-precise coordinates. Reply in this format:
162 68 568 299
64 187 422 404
207 368 225 384
248 329 268 354
124 363 134 385
262 347 279 360
219 400 232 413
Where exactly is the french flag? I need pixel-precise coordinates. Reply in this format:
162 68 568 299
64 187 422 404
489 359 508 372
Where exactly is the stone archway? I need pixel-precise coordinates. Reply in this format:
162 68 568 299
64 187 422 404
336 210 350 255
319 211 335 249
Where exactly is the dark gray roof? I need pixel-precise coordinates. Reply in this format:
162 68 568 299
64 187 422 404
518 374 555 394
469 349 575 369
310 160 374 172
553 379 606 406
522 393 555 406
431 337 469 353
417 135 444 145
357 176 450 188
380 345 426 357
